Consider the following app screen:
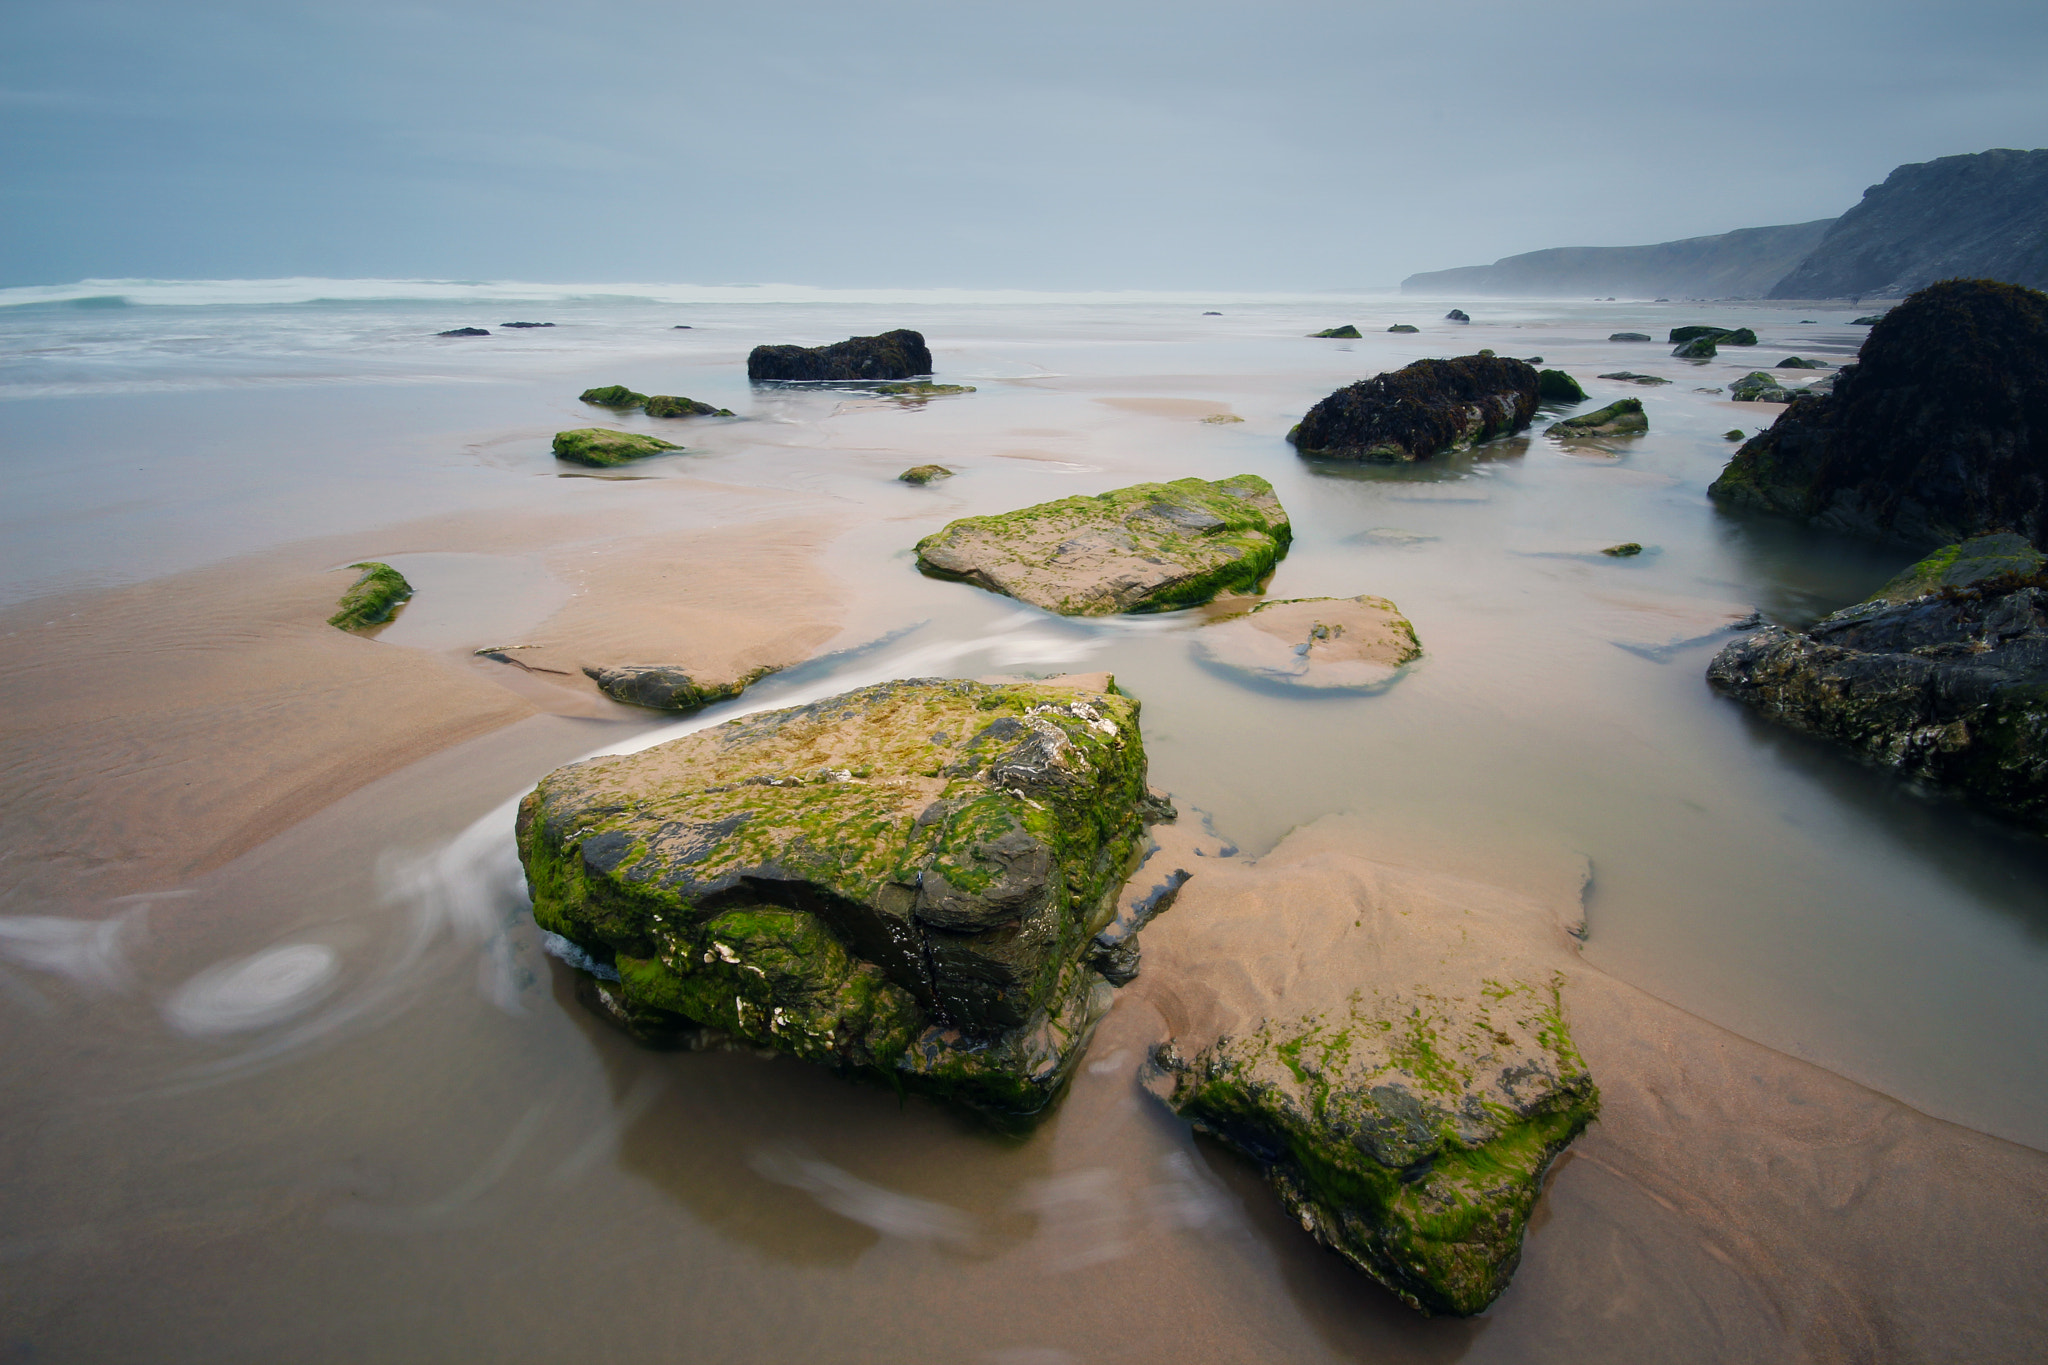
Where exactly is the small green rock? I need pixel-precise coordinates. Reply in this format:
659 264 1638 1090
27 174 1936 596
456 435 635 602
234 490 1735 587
644 394 733 417
1852 314 1883 325
1387 324 1420 333
1720 327 1758 346
1546 397 1648 438
900 464 955 484
579 384 650 408
327 562 412 632
872 381 976 399
1669 325 1733 344
1774 357 1825 370
552 428 681 467
1601 542 1644 557
1311 325 1363 338
1724 428 1746 441
1536 369 1587 403
1672 336 1718 359
1729 372 1794 402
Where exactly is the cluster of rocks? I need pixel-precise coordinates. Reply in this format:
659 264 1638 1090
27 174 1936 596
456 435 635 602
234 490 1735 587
580 384 734 419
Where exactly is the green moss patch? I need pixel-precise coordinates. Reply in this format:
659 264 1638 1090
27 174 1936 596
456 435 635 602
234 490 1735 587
552 428 681 467
327 562 413 632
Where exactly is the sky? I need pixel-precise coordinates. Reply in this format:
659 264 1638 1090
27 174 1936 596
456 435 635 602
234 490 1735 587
4 0 2046 290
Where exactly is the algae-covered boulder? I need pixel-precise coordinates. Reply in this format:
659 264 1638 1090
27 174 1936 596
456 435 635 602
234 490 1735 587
1776 357 1826 369
914 476 1291 616
1601 542 1643 557
1852 314 1884 325
1720 327 1758 346
1445 308 1471 323
1609 332 1651 342
517 676 1158 1118
1387 323 1420 333
1672 336 1718 359
1147 844 1599 1316
1706 534 2048 831
1311 325 1363 338
1536 369 1587 403
582 664 768 711
1669 325 1733 344
551 428 680 467
900 464 954 485
643 394 733 418
747 329 933 383
872 381 975 400
327 562 412 632
1546 397 1647 438
1725 428 1746 441
581 384 649 408
1192 594 1420 691
1596 371 1670 385
1729 371 1796 403
1710 280 2048 546
1289 355 1540 462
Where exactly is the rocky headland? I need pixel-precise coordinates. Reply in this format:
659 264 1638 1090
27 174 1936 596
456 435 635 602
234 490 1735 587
1289 355 1539 461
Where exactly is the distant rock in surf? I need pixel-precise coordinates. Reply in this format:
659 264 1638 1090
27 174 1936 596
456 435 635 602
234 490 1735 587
747 329 933 383
500 321 554 328
1729 372 1796 402
898 464 954 484
1548 397 1646 439
643 394 733 417
1597 371 1671 385
1310 325 1362 338
581 663 768 711
580 384 649 408
1609 332 1652 342
1289 355 1539 461
1445 308 1471 322
551 428 680 467
437 327 489 337
1387 323 1420 333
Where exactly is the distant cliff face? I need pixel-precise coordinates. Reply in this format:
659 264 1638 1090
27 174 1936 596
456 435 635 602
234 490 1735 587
1769 149 2048 299
1400 220 1834 299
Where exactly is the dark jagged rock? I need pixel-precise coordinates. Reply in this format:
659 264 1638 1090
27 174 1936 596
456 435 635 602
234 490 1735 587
1730 371 1796 403
517 675 1160 1119
1597 371 1671 385
1721 327 1758 346
327 562 412 632
1547 398 1647 438
644 394 733 418
1672 336 1719 359
437 327 489 337
551 428 680 467
1706 534 2048 831
915 476 1291 616
1710 279 2048 545
746 329 933 383
580 384 650 408
1769 148 2048 298
1387 324 1420 333
1609 332 1652 342
1289 355 1539 461
1670 325 1734 344
582 664 768 712
1537 369 1587 403
1445 309 1471 323
1311 325 1363 338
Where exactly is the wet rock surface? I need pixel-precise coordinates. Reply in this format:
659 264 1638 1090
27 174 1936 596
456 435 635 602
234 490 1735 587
582 664 769 711
914 476 1291 616
899 464 954 484
1709 279 2048 544
551 428 680 467
1547 397 1647 439
1289 355 1540 461
1192 594 1422 691
1310 325 1362 338
327 561 412 632
747 329 934 383
1707 534 2048 830
517 676 1160 1119
1536 369 1587 403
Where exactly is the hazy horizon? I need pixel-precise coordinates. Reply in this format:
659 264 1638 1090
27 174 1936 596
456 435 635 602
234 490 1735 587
5 0 2047 291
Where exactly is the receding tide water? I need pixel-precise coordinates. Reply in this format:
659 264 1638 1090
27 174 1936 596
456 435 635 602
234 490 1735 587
2 282 2044 1362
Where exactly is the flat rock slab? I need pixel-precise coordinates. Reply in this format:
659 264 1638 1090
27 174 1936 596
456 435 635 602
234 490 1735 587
914 475 1291 616
517 675 1159 1120
1193 594 1421 691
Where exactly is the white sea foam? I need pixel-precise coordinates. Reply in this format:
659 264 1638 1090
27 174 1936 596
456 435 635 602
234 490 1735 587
162 943 340 1035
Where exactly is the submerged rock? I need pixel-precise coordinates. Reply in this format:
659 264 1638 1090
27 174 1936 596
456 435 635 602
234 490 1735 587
437 327 489 337
1536 369 1587 403
582 664 768 711
580 384 650 408
1706 534 2048 831
1725 428 1746 441
327 562 412 632
872 380 975 399
899 464 954 484
1289 355 1540 461
551 428 680 467
501 321 554 328
1672 336 1718 359
1596 371 1671 385
1311 325 1363 338
1608 332 1652 342
643 394 733 418
1445 309 1471 323
1546 397 1647 438
1729 371 1796 403
747 329 933 383
517 675 1159 1119
1192 594 1421 691
1710 280 2048 545
1387 324 1420 333
914 476 1291 616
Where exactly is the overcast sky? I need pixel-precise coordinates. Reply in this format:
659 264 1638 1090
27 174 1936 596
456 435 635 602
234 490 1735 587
4 0 2046 290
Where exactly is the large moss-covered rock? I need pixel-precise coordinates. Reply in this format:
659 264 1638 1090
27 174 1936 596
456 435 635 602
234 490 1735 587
914 476 1291 616
1546 397 1647 438
327 562 412 632
1192 595 1421 691
1289 355 1540 461
1672 336 1718 359
747 329 933 383
1669 325 1734 344
1729 371 1796 403
580 384 650 408
1706 534 2048 831
1536 369 1587 403
1709 280 2048 545
518 676 1160 1118
551 428 680 467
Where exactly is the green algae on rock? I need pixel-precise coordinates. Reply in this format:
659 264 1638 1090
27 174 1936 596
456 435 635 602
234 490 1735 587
643 394 733 418
327 562 413 632
1546 397 1647 438
1536 369 1587 403
872 381 975 400
1193 595 1421 692
582 663 771 711
1290 355 1540 462
899 464 955 485
1310 325 1363 338
1672 336 1718 359
517 676 1160 1118
580 384 650 408
1387 323 1420 333
1601 542 1644 557
1728 371 1796 402
1707 535 2048 832
551 428 680 468
914 476 1291 616
1668 325 1733 344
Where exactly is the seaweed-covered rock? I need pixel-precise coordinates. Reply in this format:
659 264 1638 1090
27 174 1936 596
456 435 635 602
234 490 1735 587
1672 336 1718 359
1601 542 1643 557
551 428 680 467
1289 355 1540 461
1706 534 2048 830
517 676 1158 1118
1596 371 1671 385
1609 332 1652 342
582 664 769 711
1546 397 1647 438
1729 371 1796 403
899 464 954 485
873 381 975 400
1150 850 1599 1316
1311 325 1363 338
1725 428 1747 441
644 394 733 418
1852 314 1884 325
580 384 650 408
1445 309 1471 323
438 327 489 337
1721 327 1758 346
747 329 933 383
327 562 412 632
1776 357 1826 369
1387 324 1420 333
1536 369 1587 403
914 476 1291 616
1709 280 2048 545
1669 325 1734 344
1192 595 1421 691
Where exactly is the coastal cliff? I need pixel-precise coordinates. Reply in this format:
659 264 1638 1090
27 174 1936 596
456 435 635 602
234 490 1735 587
1400 220 1834 299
